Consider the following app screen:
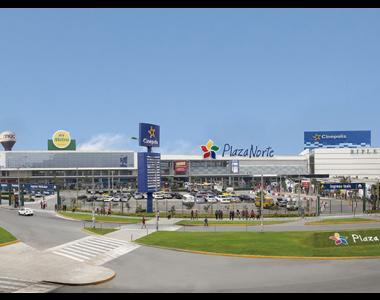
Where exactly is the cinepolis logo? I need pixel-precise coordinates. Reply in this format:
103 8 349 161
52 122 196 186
201 140 219 159
329 233 349 246
313 134 322 142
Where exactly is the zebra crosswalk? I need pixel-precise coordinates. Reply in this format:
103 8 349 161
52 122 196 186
0 277 60 293
46 236 140 265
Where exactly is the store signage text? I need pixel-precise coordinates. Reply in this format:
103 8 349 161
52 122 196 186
222 144 274 158
352 234 380 243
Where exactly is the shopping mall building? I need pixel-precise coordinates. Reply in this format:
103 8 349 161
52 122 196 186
0 130 379 189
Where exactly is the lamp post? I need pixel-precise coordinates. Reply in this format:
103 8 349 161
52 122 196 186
92 172 96 229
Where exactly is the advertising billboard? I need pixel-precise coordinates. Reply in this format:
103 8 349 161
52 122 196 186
48 130 76 150
139 123 160 148
174 161 188 174
304 131 371 149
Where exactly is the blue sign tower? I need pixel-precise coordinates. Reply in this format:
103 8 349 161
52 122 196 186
138 123 161 213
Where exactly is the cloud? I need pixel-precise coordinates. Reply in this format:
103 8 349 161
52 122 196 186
78 133 132 151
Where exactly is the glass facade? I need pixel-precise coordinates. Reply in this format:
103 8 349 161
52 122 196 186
1 151 135 169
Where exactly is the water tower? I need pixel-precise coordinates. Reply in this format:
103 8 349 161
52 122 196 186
0 131 16 151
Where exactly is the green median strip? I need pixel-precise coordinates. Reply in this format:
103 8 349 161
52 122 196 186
84 227 119 235
0 227 17 245
176 220 291 226
137 229 380 258
58 212 145 224
306 218 380 226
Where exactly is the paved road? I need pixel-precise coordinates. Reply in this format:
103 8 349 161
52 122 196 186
55 246 380 293
0 209 87 250
2 207 380 293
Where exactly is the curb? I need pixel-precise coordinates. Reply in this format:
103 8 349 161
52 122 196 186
81 228 119 236
305 221 380 226
176 222 292 227
0 240 20 248
56 213 143 224
136 244 380 261
42 271 117 287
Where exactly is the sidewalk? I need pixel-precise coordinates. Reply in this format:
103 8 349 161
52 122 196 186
0 242 115 286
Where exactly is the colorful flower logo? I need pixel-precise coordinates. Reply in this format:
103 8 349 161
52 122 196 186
201 140 219 159
329 233 349 246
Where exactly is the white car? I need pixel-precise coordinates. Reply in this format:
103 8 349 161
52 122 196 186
18 208 34 216
216 195 231 203
112 197 121 202
153 193 165 200
103 197 113 202
182 194 195 203
206 195 218 203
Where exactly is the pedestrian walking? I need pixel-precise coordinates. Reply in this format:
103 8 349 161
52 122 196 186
195 210 198 220
237 209 241 220
191 210 194 220
215 209 219 220
141 216 147 229
204 217 209 227
220 210 223 220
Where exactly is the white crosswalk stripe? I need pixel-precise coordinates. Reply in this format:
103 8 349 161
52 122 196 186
46 236 140 265
0 277 60 293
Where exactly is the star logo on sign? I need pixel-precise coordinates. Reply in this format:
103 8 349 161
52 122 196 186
148 126 156 138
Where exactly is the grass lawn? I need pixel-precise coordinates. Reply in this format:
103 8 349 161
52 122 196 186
306 218 380 226
58 211 144 224
84 227 119 235
176 220 291 226
137 229 380 257
0 227 17 245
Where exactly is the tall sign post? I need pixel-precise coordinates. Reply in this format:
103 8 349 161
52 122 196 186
138 123 161 214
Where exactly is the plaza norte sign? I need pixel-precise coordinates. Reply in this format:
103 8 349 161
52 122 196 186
321 183 365 191
201 140 275 159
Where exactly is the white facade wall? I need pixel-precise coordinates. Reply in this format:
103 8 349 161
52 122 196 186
313 148 380 179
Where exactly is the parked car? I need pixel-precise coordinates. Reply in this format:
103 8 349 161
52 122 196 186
112 197 121 202
103 196 113 202
216 195 231 203
230 196 241 203
171 192 183 199
195 195 206 203
182 194 195 203
276 197 288 207
206 195 218 203
255 195 275 209
238 194 253 201
286 201 299 211
35 192 43 198
134 193 144 200
18 208 34 216
163 193 173 199
153 192 165 200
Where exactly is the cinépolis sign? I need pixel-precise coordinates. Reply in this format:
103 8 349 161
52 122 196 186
222 144 275 158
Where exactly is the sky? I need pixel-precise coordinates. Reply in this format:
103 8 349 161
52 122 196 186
1 8 380 155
